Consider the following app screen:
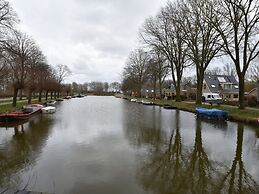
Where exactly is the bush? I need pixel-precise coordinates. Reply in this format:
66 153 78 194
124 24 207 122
247 96 258 107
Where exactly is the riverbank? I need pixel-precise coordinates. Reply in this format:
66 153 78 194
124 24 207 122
121 96 259 126
0 99 48 113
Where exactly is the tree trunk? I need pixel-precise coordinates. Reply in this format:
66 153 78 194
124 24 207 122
238 74 245 109
153 79 157 100
39 90 42 102
19 89 23 100
45 91 48 101
28 89 32 104
13 88 19 107
196 70 204 105
57 92 60 98
50 92 53 99
159 79 162 99
175 80 181 102
137 85 141 98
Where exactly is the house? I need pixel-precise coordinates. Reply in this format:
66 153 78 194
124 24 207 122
162 82 196 100
247 80 259 102
203 75 239 101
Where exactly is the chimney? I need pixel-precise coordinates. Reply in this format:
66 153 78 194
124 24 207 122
257 80 259 103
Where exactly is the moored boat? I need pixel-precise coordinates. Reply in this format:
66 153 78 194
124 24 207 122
56 98 64 102
0 104 44 123
46 100 57 106
64 96 72 99
42 106 56 114
195 108 228 120
163 104 177 110
130 98 137 102
142 100 154 105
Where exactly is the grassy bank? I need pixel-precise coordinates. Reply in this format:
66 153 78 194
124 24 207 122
0 99 47 114
123 96 259 126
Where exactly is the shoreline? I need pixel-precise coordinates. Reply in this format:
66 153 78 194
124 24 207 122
120 95 259 127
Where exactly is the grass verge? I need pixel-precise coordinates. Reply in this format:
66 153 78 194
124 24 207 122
123 96 259 126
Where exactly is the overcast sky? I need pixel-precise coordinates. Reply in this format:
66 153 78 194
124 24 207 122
8 0 168 83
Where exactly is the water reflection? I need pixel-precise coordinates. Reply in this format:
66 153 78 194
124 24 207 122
217 123 258 194
0 116 53 188
0 98 258 194
129 108 259 194
139 110 186 194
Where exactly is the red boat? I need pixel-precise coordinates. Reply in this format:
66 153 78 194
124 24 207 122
0 104 44 123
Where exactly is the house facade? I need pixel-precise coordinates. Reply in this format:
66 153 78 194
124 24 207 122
203 75 239 101
247 80 259 102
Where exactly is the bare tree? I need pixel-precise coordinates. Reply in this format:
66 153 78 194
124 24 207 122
36 62 51 102
213 0 259 109
54 64 71 98
0 0 18 31
178 0 222 104
27 45 46 104
55 64 71 84
0 0 18 89
3 31 36 106
141 2 188 102
223 63 236 77
123 49 149 97
205 67 223 75
146 51 170 99
110 82 121 92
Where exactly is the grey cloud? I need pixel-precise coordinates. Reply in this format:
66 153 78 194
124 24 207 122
9 0 167 83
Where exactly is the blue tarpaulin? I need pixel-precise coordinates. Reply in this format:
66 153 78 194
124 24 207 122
195 108 228 119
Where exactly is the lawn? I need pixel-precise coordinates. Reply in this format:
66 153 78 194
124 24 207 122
124 96 259 125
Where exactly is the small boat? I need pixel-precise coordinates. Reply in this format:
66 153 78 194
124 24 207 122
163 104 177 110
142 100 154 105
64 96 72 99
56 98 64 102
130 98 137 102
0 104 44 123
76 94 85 98
195 108 228 120
42 106 56 114
46 100 57 106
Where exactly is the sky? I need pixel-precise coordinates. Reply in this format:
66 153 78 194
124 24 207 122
8 0 168 83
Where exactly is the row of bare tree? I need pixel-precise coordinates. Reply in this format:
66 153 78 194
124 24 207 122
0 0 71 106
122 0 259 109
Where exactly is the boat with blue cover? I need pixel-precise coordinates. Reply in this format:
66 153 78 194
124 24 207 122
195 108 228 120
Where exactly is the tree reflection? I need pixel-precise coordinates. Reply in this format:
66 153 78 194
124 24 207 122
217 123 259 194
139 110 186 194
139 112 219 194
0 116 53 188
184 119 216 194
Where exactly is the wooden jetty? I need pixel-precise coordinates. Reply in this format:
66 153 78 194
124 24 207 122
0 188 51 194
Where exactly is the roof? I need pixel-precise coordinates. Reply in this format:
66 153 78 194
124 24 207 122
204 74 239 93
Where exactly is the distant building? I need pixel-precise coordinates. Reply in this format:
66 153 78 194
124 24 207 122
203 75 239 101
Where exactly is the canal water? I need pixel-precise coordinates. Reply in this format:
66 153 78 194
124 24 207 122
0 96 259 194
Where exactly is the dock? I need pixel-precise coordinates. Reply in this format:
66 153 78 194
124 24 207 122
0 188 51 194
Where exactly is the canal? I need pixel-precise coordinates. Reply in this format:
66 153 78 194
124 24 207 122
0 96 259 194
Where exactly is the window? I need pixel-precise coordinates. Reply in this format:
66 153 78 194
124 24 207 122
224 84 231 89
208 95 211 98
234 85 239 89
218 77 226 82
203 84 206 89
234 94 238 98
211 84 216 88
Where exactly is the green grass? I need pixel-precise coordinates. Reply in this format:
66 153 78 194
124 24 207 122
125 96 259 125
0 99 48 113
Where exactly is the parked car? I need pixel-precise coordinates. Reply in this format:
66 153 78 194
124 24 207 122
202 93 223 105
